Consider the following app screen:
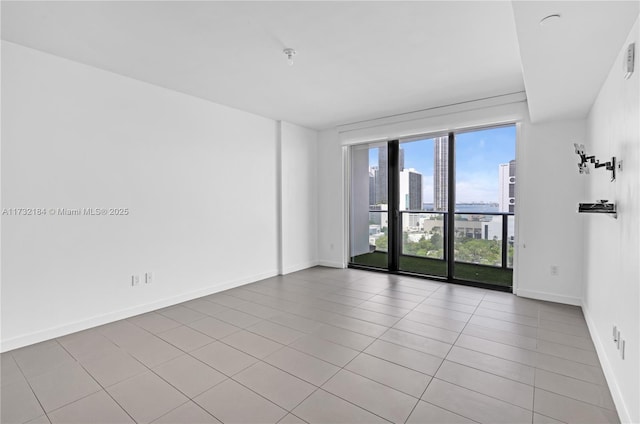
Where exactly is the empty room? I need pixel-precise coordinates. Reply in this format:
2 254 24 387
1 1 638 423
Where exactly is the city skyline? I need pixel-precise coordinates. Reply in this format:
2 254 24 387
369 125 516 204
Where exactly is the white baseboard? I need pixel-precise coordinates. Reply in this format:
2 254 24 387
515 288 581 306
0 269 279 353
281 260 320 275
582 302 631 424
317 260 345 269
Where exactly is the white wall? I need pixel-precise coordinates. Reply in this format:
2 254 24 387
515 118 586 305
583 16 639 424
317 128 346 268
280 121 318 274
0 42 319 351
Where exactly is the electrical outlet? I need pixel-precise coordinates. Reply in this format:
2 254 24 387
613 325 618 342
624 43 635 79
550 265 559 276
131 275 140 287
617 331 621 349
145 272 153 284
621 340 626 359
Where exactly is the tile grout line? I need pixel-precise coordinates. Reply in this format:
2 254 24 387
403 286 490 423
61 319 231 422
185 337 336 419
443 348 534 386
220 275 429 334
459 325 600 360
123 322 291 422
289 276 447 423
8 350 52 423
313 280 484 423
437 339 608 388
50 339 138 424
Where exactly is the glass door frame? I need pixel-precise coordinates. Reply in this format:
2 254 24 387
348 125 515 292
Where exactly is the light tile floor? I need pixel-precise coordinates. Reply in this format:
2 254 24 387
1 267 619 424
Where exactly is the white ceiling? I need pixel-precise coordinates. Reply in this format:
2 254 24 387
512 1 639 123
2 1 638 130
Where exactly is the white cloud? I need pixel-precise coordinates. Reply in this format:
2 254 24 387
455 174 498 203
455 169 500 202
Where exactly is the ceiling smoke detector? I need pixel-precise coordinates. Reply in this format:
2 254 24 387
283 48 296 66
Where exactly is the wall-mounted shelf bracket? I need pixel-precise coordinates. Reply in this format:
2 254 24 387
578 200 617 218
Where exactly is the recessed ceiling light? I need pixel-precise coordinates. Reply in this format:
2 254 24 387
539 14 561 26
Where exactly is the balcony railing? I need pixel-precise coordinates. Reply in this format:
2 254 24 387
356 209 514 287
399 211 514 268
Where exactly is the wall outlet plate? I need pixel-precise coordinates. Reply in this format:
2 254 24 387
624 43 635 79
131 275 140 286
145 272 153 284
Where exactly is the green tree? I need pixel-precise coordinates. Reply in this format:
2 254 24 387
455 237 501 265
430 233 442 247
375 234 388 250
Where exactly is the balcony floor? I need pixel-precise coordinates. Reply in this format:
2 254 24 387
352 251 513 287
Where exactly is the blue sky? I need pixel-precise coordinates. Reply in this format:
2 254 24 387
370 125 516 203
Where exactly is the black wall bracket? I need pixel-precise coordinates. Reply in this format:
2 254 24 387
574 143 616 181
578 200 617 219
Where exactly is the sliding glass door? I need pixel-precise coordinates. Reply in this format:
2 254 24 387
397 136 447 277
452 126 516 287
349 124 516 290
349 143 388 269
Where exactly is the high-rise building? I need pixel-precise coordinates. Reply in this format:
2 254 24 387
433 136 448 211
376 147 388 204
400 168 422 210
499 159 516 212
369 203 388 228
369 166 377 206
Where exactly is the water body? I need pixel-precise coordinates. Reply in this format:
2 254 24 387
422 203 500 213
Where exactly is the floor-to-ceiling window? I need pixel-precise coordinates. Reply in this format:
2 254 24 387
349 143 389 270
397 136 448 278
349 124 516 290
452 126 516 287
